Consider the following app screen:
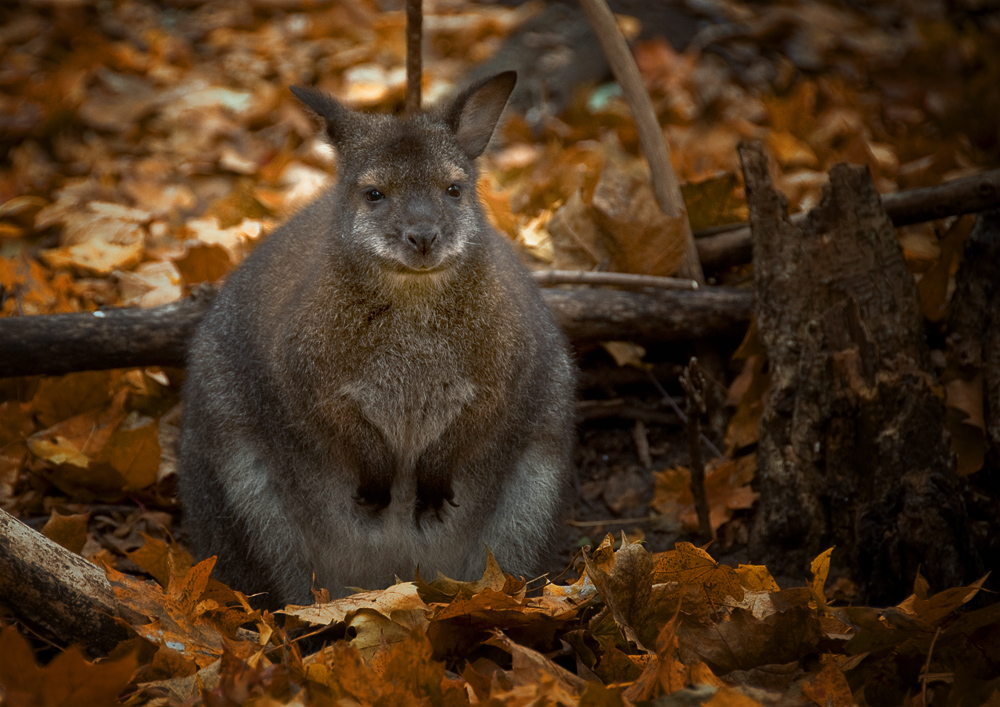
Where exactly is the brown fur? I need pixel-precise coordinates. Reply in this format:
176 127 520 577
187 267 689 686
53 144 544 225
177 72 575 608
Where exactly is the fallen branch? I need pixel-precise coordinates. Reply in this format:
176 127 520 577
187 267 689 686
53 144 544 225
0 286 215 378
695 167 1000 269
578 0 704 284
0 285 752 378
533 270 698 290
548 286 750 343
0 508 133 657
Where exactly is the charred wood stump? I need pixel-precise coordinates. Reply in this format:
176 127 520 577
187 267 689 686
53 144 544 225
740 141 981 604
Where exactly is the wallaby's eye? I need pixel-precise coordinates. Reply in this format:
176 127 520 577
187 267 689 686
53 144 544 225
446 184 462 199
365 189 385 202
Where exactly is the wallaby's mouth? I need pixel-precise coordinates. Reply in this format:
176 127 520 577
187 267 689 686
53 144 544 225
390 250 453 274
390 259 450 276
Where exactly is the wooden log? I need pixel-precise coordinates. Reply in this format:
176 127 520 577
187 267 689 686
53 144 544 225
741 141 981 603
0 508 132 657
547 286 750 343
0 287 215 378
0 285 752 379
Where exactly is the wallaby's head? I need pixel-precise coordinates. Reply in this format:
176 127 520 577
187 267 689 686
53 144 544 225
290 71 517 277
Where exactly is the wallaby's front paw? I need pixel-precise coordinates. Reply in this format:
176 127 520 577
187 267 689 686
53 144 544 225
414 476 457 527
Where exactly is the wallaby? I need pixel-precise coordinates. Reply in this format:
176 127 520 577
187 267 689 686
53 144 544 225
177 71 576 608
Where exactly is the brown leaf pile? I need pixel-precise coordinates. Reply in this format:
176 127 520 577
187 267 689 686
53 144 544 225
6 535 1000 706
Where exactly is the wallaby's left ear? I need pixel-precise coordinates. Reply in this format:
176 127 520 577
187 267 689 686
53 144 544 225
290 85 354 147
447 71 517 159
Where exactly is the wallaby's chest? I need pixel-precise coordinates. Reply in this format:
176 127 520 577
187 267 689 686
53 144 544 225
336 320 479 461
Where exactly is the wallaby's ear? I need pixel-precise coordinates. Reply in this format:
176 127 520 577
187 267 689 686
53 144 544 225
290 86 353 145
447 71 517 159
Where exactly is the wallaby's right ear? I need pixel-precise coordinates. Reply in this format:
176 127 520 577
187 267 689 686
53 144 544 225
290 86 352 145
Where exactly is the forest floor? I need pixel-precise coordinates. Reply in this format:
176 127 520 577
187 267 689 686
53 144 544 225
1 0 999 704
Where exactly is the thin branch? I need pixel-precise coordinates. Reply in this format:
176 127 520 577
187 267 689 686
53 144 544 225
566 515 659 527
533 270 698 290
680 359 714 542
921 626 942 706
577 0 705 284
405 0 422 114
645 368 724 458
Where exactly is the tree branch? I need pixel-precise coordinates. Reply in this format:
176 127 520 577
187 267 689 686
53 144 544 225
577 0 704 284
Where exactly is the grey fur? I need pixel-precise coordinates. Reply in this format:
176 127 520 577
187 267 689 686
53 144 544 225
177 72 575 608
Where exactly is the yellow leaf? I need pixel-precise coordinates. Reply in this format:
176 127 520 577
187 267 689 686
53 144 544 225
810 547 834 601
652 542 744 604
282 582 430 629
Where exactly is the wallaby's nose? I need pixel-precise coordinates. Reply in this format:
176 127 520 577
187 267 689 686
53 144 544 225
406 228 439 256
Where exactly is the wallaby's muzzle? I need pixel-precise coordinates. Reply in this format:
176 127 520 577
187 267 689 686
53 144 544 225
405 226 439 258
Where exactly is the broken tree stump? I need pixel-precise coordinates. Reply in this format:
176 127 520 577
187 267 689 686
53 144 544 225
740 141 981 604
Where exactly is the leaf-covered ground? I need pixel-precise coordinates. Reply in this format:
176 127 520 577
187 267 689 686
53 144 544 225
1 0 999 704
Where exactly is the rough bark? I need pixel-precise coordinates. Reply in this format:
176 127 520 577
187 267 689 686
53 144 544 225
546 286 750 344
0 286 215 378
0 508 132 657
0 285 752 378
742 141 979 604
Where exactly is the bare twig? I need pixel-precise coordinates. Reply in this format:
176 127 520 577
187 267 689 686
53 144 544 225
645 369 724 458
533 270 698 291
578 399 679 425
577 0 704 284
405 0 422 114
633 420 652 468
566 515 659 527
680 359 713 542
921 626 942 706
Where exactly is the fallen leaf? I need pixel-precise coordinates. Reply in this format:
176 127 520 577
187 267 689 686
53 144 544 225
652 542 744 604
41 510 90 555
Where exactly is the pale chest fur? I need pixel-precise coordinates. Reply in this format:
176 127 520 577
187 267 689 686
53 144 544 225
335 316 479 464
